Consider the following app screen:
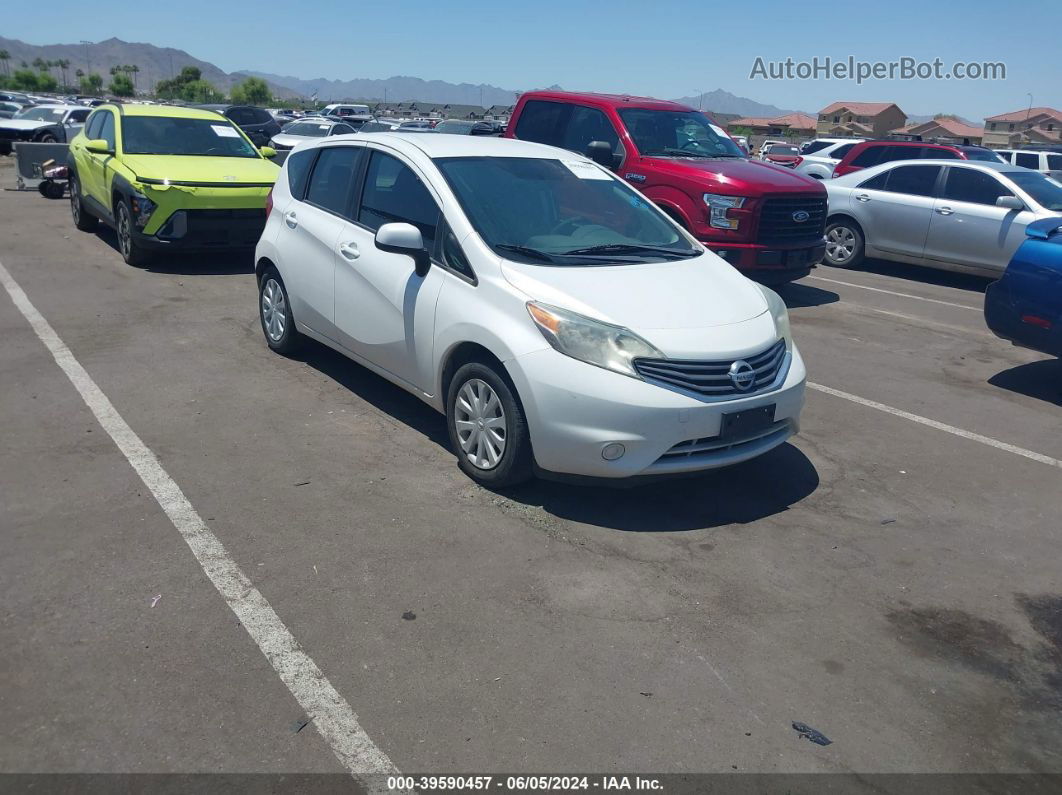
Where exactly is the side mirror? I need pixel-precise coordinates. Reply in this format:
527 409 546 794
996 195 1024 211
586 140 615 169
85 138 113 155
259 146 277 158
375 222 431 277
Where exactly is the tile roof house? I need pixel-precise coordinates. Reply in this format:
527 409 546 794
728 112 817 137
896 117 985 146
982 107 1062 149
816 102 906 137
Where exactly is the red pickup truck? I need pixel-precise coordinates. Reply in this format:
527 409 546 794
505 91 827 283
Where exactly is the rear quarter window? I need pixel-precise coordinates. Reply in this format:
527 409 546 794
285 148 316 200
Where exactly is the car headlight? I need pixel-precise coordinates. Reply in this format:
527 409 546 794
527 302 663 378
756 285 792 346
703 193 746 229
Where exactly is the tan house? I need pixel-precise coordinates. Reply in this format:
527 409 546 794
982 107 1062 149
817 102 906 137
895 117 985 146
729 112 817 138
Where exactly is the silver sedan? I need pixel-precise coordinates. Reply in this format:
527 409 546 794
823 160 1062 276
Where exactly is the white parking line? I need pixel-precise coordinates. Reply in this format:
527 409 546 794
0 260 398 785
808 382 1061 469
808 275 980 311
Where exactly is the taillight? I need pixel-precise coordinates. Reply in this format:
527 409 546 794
793 156 803 167
265 188 273 219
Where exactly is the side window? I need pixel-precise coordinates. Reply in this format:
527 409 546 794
358 151 439 251
879 146 922 164
996 151 1012 164
830 143 855 160
514 100 569 146
850 145 885 168
305 146 363 218
69 109 90 124
884 165 941 197
226 108 252 126
857 171 890 190
98 112 116 150
250 108 273 124
930 148 960 160
561 106 619 155
438 220 474 279
285 147 316 200
942 168 1013 205
1047 155 1062 170
85 111 105 140
802 141 831 154
1015 152 1040 170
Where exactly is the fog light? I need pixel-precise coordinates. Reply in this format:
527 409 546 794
601 443 626 461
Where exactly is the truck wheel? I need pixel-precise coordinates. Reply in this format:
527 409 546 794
69 174 99 232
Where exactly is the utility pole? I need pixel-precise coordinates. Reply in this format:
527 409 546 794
81 40 91 76
696 90 703 110
1024 92 1034 144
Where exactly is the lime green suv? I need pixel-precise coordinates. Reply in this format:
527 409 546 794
68 104 280 266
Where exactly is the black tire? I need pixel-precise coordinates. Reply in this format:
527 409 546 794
36 131 58 143
115 199 151 267
446 361 533 488
69 174 98 232
823 218 865 269
258 267 302 354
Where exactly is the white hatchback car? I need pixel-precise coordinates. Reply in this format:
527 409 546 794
254 134 805 487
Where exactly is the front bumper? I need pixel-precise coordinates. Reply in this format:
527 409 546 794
132 208 267 251
705 240 826 284
507 344 806 479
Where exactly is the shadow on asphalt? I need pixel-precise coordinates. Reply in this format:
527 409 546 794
988 358 1062 406
820 258 994 295
775 281 839 308
94 226 255 276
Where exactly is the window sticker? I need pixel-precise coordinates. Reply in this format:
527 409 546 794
211 125 240 138
561 160 611 180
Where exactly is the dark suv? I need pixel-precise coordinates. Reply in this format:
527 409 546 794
833 140 1003 178
194 104 281 147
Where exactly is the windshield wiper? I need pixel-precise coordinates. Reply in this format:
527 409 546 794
561 243 698 258
495 244 557 263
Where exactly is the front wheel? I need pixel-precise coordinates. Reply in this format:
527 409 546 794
116 200 151 267
446 362 533 488
36 132 58 143
823 219 865 268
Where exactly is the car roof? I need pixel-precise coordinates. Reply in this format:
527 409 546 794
519 89 694 113
101 103 238 121
318 132 583 161
28 104 84 110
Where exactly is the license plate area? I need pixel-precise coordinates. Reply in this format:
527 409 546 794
719 404 776 442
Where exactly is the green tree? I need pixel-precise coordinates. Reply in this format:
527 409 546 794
36 72 58 92
32 57 47 73
155 66 221 103
109 73 134 97
230 76 271 106
11 69 42 91
57 58 71 89
0 50 10 77
129 64 139 93
183 79 223 103
80 72 104 95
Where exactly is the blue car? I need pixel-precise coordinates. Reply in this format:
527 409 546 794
985 217 1062 358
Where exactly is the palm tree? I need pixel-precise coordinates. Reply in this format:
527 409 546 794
0 50 10 78
129 64 139 93
32 57 47 73
58 59 71 89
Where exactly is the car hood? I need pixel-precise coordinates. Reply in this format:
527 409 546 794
271 133 314 147
501 252 769 333
123 154 280 185
641 155 824 194
0 119 53 131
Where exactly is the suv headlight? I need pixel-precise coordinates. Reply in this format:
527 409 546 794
527 302 663 378
703 193 746 229
756 285 792 346
129 190 157 228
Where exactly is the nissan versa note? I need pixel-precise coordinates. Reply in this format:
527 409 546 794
254 134 806 487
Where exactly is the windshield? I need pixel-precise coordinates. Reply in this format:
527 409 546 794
437 156 700 266
768 145 800 156
964 148 1005 163
283 121 332 137
15 107 66 122
121 117 260 157
1010 171 1062 211
435 121 473 134
617 108 744 159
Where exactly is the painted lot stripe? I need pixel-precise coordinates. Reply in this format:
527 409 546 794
808 275 980 311
0 260 398 785
808 382 1061 469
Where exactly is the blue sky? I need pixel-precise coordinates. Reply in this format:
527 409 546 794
7 0 1058 119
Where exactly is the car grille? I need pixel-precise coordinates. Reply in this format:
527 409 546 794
758 196 827 245
633 339 788 397
657 419 792 462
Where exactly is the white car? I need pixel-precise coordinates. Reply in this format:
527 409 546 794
794 139 864 180
994 149 1062 180
254 134 805 486
823 159 1062 276
269 118 357 151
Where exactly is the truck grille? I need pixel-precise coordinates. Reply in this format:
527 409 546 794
634 339 788 397
757 196 827 245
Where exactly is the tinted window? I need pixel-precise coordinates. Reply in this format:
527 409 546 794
801 140 832 154
1048 155 1062 170
996 151 1013 163
884 165 940 197
226 107 270 126
850 145 885 167
122 117 257 157
98 112 116 150
514 100 568 146
1009 171 1062 211
305 146 362 217
358 151 439 250
85 111 105 140
332 124 355 135
857 171 890 190
927 148 960 160
879 146 924 164
561 106 619 155
1015 153 1040 170
830 143 856 159
942 167 1013 205
68 109 90 123
439 221 473 279
961 148 1005 163
286 147 316 200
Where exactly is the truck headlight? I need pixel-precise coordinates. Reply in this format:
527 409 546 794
703 193 746 229
757 285 792 346
527 302 663 378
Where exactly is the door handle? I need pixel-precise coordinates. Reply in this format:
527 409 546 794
284 211 298 228
855 193 870 202
936 207 954 216
339 241 360 260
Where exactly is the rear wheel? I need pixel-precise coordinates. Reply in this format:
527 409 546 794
116 199 151 267
259 268 302 354
69 174 98 232
824 219 865 268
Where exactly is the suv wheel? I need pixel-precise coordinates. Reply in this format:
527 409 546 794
69 174 98 232
824 219 865 268
116 200 150 267
446 362 533 488
259 268 302 354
